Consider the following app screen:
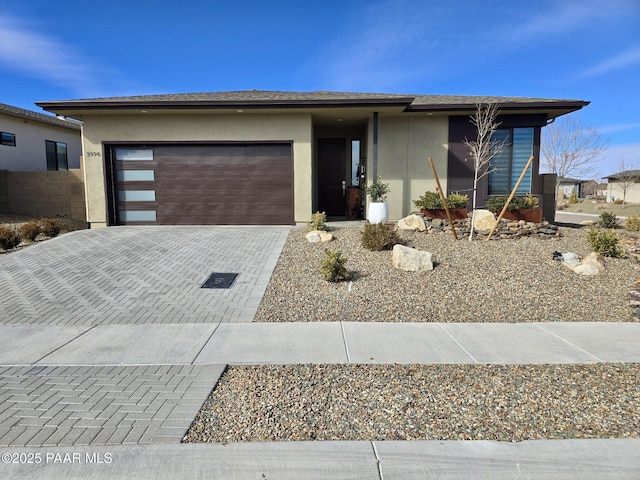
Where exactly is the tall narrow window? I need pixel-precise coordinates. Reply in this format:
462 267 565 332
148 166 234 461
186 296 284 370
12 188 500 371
488 127 534 195
45 140 68 170
351 139 361 186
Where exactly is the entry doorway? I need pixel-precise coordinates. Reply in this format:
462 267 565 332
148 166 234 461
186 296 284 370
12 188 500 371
317 138 346 216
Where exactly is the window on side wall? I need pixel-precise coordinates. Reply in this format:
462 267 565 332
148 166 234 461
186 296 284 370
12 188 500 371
1 132 16 146
45 140 68 171
488 127 534 195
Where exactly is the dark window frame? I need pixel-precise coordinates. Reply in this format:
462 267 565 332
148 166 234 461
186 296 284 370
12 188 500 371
488 127 534 195
1 132 16 147
45 140 68 171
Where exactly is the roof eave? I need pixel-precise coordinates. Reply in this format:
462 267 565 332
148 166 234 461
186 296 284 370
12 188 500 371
405 100 590 113
36 97 416 112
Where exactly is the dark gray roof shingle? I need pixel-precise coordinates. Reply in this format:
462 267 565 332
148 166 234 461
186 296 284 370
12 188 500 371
35 89 588 113
0 103 82 130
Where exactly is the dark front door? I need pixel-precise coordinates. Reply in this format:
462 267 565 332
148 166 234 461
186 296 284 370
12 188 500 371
317 138 346 216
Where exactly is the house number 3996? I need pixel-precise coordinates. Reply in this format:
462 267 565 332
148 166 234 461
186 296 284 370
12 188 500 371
86 152 101 157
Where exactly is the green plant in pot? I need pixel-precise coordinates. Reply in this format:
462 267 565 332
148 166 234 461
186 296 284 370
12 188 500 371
486 194 542 223
413 190 468 219
366 176 390 224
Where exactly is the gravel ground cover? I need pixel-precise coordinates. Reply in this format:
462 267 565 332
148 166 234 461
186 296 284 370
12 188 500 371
183 363 639 443
254 226 637 323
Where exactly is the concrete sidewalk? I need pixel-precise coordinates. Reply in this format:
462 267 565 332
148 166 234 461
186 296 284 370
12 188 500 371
0 322 638 366
3 440 639 480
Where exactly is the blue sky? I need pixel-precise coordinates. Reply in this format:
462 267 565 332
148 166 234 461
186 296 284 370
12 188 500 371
1 0 638 178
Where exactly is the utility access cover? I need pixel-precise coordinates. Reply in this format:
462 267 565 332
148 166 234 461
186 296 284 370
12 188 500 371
201 272 238 289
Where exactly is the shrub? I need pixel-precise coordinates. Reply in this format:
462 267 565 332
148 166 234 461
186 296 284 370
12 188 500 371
413 191 442 209
18 221 41 241
413 191 469 209
0 226 21 250
625 215 640 232
366 177 390 202
444 193 469 208
320 249 349 282
361 223 401 251
307 211 327 231
586 228 626 258
487 195 540 211
522 194 539 209
598 211 618 229
40 218 61 237
568 190 579 204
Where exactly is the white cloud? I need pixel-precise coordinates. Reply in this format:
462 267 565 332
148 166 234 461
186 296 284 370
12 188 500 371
0 15 121 97
598 122 640 135
303 0 628 92
580 45 640 78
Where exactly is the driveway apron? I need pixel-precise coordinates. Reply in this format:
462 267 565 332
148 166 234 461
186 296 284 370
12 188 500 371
0 226 290 447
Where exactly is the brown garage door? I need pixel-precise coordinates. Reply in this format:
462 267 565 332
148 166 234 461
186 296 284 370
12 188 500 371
111 143 293 225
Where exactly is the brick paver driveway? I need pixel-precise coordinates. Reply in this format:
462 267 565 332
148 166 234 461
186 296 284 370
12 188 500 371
0 226 290 447
0 226 290 326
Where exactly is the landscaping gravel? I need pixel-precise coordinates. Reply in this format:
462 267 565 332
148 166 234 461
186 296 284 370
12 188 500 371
254 226 638 322
183 363 640 443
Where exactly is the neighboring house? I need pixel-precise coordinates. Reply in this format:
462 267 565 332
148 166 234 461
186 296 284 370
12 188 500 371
604 170 640 204
558 177 585 199
0 103 82 171
36 90 587 227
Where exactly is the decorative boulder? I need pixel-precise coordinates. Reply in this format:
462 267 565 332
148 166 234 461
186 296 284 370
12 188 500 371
398 214 426 231
561 252 581 271
472 209 496 231
306 230 333 243
574 264 600 276
392 244 433 272
582 252 605 272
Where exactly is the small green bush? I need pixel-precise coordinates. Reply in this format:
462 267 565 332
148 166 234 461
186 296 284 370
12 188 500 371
487 195 539 211
598 211 618 229
320 249 349 282
446 193 469 208
625 215 640 232
413 191 442 209
18 221 42 241
586 228 626 258
307 211 327 231
413 191 469 209
0 226 21 250
522 194 539 209
361 223 401 251
40 218 61 237
568 190 579 204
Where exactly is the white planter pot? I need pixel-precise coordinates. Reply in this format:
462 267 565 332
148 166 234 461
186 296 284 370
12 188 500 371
367 202 389 224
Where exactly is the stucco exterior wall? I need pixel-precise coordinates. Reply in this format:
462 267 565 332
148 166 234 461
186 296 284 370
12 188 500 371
79 112 313 227
607 181 640 204
0 114 81 171
368 115 449 220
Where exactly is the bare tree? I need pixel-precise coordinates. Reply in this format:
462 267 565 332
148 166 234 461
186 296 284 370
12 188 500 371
610 159 640 208
464 103 508 241
540 113 608 194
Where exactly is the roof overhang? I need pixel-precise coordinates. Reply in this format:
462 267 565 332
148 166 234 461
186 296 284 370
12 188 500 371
35 91 589 122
